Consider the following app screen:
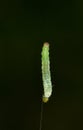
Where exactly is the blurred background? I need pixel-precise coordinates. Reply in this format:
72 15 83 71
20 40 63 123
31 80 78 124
0 0 83 130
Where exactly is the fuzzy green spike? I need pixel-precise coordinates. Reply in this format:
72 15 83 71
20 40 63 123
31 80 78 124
41 42 52 103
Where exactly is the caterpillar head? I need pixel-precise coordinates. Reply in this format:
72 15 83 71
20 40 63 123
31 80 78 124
43 42 49 47
42 97 49 103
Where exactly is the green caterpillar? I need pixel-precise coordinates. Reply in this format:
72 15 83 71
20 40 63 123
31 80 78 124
41 42 52 103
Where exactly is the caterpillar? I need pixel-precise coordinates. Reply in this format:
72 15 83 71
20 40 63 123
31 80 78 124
41 42 52 103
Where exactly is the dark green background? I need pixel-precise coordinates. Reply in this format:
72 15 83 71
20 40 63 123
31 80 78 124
0 0 83 130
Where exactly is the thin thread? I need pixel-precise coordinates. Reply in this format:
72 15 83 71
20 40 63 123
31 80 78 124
39 100 44 130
